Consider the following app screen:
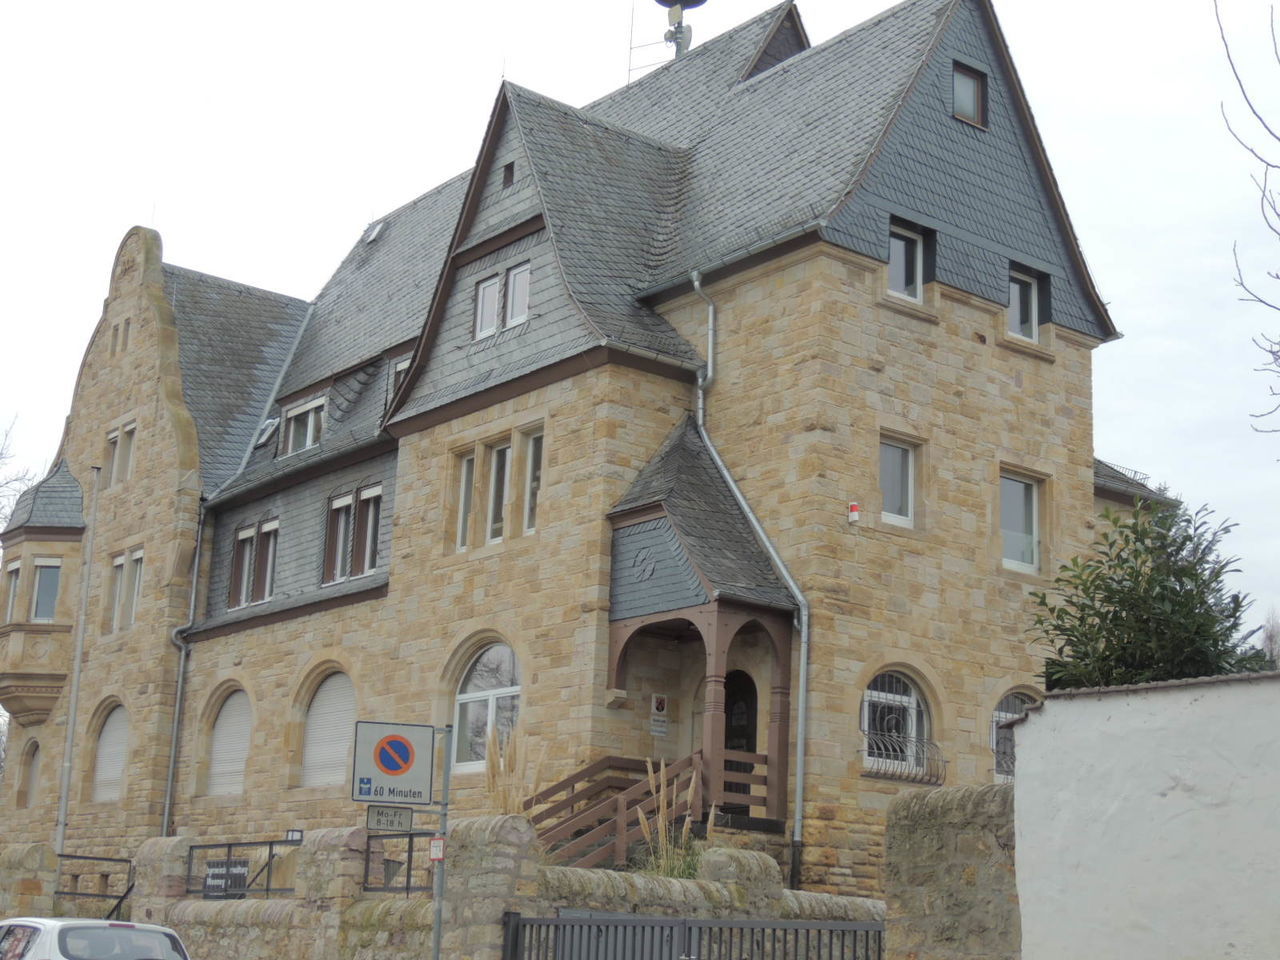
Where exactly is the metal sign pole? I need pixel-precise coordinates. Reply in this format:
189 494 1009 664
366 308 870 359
431 725 453 960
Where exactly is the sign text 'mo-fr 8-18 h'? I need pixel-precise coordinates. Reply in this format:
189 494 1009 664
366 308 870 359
351 721 437 805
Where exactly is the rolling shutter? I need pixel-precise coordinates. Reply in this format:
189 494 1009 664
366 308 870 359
93 706 129 803
301 673 355 787
208 691 252 796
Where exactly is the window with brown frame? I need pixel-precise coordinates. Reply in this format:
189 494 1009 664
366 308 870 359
229 519 279 608
953 62 987 127
324 485 381 583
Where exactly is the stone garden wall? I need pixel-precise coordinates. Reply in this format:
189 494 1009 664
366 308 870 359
883 783 1018 960
2 815 882 960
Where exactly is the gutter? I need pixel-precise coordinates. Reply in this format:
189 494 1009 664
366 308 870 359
161 500 205 836
689 269 812 890
638 221 825 302
55 466 100 854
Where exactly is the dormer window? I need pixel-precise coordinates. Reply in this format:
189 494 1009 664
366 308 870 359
953 63 987 127
888 227 923 301
282 398 324 456
392 358 411 394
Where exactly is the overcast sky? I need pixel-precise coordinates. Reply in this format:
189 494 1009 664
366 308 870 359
1 0 1276 628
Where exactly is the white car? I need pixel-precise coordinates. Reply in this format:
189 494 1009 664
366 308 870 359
0 918 189 960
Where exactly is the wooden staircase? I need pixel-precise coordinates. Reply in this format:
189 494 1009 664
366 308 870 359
522 752 706 869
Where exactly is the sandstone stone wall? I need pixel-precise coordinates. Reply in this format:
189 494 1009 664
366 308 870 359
883 783 1018 960
659 245 1097 894
2 816 882 960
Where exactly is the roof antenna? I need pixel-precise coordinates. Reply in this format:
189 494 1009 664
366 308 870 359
657 0 706 58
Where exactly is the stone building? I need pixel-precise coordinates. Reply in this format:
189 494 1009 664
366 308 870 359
0 0 1165 896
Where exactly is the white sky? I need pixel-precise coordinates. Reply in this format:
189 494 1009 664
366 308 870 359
0 0 1276 629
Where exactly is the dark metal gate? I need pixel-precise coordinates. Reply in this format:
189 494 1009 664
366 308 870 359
502 912 883 960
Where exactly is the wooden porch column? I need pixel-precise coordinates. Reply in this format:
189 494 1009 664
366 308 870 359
700 608 730 812
767 683 791 821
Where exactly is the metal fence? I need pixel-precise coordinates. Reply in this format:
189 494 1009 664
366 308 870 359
55 854 134 919
502 913 884 960
362 831 437 894
185 838 301 899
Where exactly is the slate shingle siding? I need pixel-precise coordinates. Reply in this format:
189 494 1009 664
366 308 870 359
610 518 710 622
396 233 597 421
3 460 84 533
165 266 310 495
745 9 809 79
823 0 1103 337
203 453 396 623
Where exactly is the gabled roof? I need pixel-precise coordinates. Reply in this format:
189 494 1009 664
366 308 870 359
165 265 310 495
610 416 795 612
3 460 83 535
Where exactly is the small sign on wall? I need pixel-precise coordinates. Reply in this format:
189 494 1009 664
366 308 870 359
650 693 670 737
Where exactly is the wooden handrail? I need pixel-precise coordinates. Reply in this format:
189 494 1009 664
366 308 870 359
523 755 648 811
722 749 768 765
527 776 640 828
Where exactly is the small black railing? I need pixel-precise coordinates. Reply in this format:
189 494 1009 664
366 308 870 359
186 838 301 899
503 913 884 960
860 732 947 785
56 854 134 919
362 831 437 895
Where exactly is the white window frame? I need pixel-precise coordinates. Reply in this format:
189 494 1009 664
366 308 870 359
1000 473 1040 573
1008 270 1039 341
355 485 382 577
325 494 354 584
257 520 279 601
887 226 923 302
523 430 543 533
126 549 144 626
487 444 511 543
104 431 119 486
453 646 521 774
505 262 531 327
231 527 256 609
30 557 62 623
282 398 325 456
456 455 476 551
392 357 411 395
879 440 915 527
861 671 930 774
4 560 20 623
474 276 501 340
109 555 126 632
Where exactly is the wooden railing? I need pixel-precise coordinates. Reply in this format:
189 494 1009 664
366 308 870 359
719 749 769 817
525 752 706 868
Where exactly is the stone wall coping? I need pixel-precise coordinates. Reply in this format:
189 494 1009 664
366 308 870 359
888 782 1012 825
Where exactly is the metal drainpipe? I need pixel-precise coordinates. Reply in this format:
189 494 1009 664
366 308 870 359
689 270 812 889
56 466 100 855
161 501 204 836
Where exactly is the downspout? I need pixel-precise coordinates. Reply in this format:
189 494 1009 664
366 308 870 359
689 270 811 889
56 466 100 854
162 500 204 836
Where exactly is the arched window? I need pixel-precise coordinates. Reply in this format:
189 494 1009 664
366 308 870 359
992 691 1036 780
860 671 943 784
301 672 355 787
454 643 520 768
17 741 41 809
93 706 129 802
208 690 252 796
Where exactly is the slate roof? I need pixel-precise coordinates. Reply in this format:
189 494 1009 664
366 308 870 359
1093 459 1177 508
165 266 311 496
278 171 470 398
3 460 84 534
610 416 795 612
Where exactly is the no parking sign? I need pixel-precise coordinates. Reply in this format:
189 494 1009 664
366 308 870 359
351 721 436 805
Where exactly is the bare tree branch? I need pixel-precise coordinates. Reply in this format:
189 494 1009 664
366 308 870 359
0 418 35 530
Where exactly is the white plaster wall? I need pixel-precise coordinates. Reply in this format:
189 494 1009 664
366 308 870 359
1015 675 1280 960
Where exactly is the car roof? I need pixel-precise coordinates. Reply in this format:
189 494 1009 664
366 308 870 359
1 918 182 935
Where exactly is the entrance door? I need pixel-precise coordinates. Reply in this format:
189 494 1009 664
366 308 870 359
723 670 757 814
